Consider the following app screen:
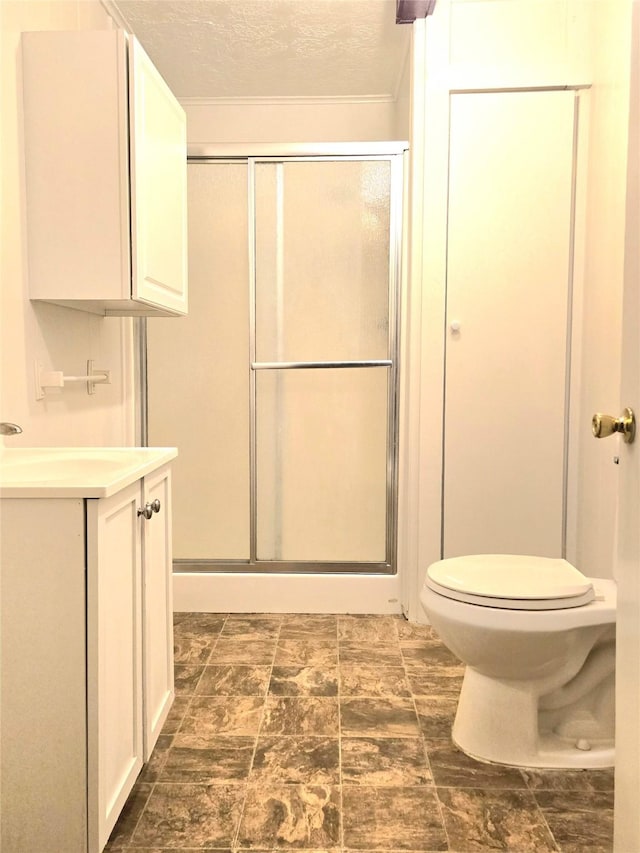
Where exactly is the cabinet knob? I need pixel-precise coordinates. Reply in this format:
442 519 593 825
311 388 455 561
137 503 153 520
151 499 161 514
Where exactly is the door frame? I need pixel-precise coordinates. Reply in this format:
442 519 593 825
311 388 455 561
613 5 640 847
400 16 590 621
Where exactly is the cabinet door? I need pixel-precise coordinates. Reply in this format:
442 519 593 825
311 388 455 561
1 499 88 853
142 465 175 759
129 38 188 316
86 482 144 852
22 30 131 306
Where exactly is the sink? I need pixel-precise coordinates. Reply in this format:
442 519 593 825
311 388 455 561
0 447 177 497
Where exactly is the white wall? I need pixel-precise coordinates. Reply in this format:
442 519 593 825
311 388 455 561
182 97 400 145
0 1 134 448
394 38 411 140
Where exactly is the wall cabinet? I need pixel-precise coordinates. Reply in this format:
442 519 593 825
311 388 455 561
22 30 188 317
1 464 174 852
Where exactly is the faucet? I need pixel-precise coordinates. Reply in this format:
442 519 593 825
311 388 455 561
0 423 23 435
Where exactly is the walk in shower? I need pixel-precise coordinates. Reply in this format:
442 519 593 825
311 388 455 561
146 148 404 575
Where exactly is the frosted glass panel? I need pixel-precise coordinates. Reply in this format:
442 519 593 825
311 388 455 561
147 163 250 559
255 160 391 362
256 368 388 562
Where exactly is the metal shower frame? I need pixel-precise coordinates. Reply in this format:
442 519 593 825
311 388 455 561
141 142 407 575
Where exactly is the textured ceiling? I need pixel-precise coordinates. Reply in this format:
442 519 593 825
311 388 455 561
113 0 410 99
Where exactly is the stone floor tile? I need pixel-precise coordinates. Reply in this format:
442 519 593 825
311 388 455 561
424 738 527 790
396 620 436 642
414 695 459 739
159 734 255 783
341 736 432 785
400 640 463 669
196 664 271 696
211 638 277 665
342 786 447 850
279 614 338 640
174 633 217 665
261 697 339 736
173 613 227 637
107 611 617 852
161 694 191 735
436 787 558 852
237 784 341 849
219 615 283 641
404 667 464 698
521 766 615 792
338 615 402 645
180 696 265 736
269 666 339 697
274 640 338 667
339 664 411 698
340 697 421 738
250 735 340 784
534 789 614 852
104 782 153 849
130 783 245 848
339 643 403 666
174 664 205 695
139 734 174 783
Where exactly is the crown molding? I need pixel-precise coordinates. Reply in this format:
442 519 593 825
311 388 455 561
100 0 133 32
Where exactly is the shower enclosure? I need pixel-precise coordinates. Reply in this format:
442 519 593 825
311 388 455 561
146 149 404 575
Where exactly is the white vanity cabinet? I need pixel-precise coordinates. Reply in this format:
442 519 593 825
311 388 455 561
22 30 187 317
0 457 175 853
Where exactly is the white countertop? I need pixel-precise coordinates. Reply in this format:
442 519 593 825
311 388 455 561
0 447 178 498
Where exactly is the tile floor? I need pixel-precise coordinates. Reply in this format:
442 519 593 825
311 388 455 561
105 613 614 852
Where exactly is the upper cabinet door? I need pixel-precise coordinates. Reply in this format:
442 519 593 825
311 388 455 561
22 30 187 317
129 39 188 316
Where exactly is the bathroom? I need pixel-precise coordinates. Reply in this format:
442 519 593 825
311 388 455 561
1 0 638 850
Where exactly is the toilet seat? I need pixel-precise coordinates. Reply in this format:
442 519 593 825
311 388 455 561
426 555 595 611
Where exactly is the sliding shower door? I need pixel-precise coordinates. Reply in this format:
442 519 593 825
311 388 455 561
147 153 402 574
147 162 251 561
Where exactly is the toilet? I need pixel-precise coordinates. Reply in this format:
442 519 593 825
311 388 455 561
420 554 616 769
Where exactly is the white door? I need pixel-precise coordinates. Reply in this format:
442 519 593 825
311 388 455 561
141 465 174 760
613 19 640 845
86 482 144 852
443 90 576 559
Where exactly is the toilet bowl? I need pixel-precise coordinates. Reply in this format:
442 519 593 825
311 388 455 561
420 554 616 769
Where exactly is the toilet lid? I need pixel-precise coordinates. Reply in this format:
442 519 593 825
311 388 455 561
426 555 595 609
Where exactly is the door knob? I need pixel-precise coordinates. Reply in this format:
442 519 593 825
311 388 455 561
137 503 154 520
592 407 636 444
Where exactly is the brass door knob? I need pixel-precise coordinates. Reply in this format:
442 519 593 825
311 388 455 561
592 407 636 444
